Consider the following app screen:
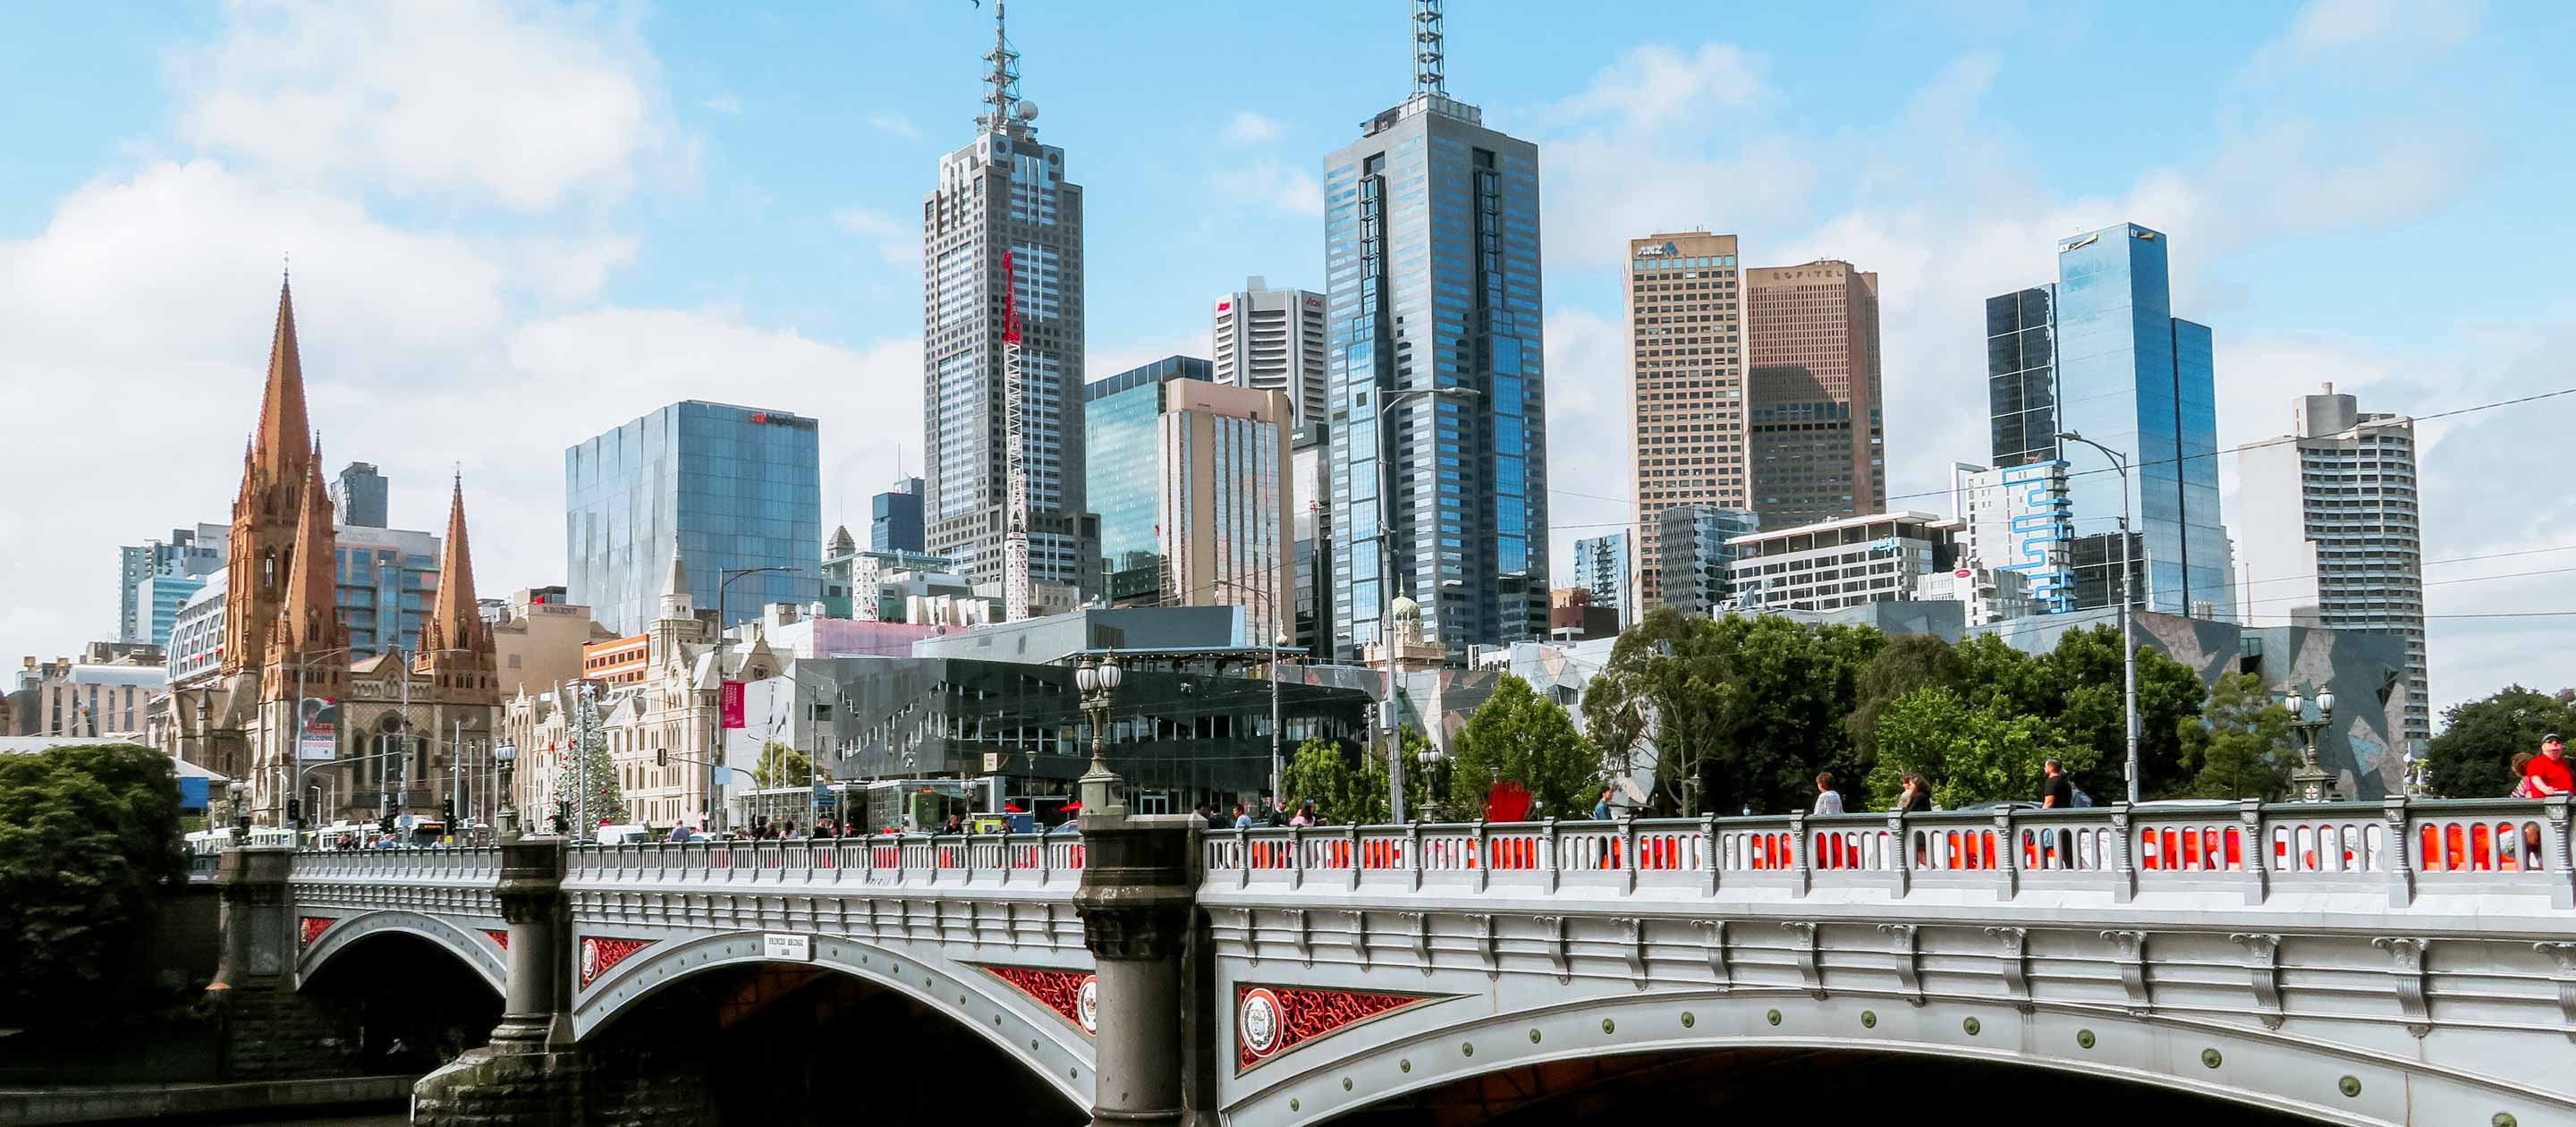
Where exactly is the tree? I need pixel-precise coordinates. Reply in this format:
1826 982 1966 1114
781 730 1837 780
1868 688 2089 811
2182 673 2292 801
1446 674 1602 819
2037 626 2207 801
1278 731 1428 825
2423 685 2576 797
1846 633 1964 773
549 706 623 829
0 742 185 1031
752 741 812 789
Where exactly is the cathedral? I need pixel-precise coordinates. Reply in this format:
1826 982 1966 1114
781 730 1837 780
164 279 503 829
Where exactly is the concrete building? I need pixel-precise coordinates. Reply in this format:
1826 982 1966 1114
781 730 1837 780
1213 276 1327 428
1745 259 1884 530
870 477 926 555
119 524 225 645
564 400 820 634
330 462 388 529
2237 386 2428 742
488 587 619 699
1084 357 1213 605
1625 232 1745 608
1326 10 1547 663
1571 531 1634 629
821 543 969 623
20 657 166 738
1158 379 1294 643
1658 504 1758 616
579 633 649 688
1911 559 2035 626
922 9 1095 606
1547 589 1619 641
1985 224 2231 617
1726 511 1959 614
1951 461 2076 614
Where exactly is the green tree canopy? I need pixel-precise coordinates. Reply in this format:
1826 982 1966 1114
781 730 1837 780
0 742 185 1031
2037 625 2207 801
2181 672 2292 801
1867 687 2090 811
1846 633 1965 771
752 741 813 789
1446 674 1601 819
2422 685 2576 797
1279 731 1428 825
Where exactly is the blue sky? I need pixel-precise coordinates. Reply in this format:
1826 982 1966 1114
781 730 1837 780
3 0 2571 716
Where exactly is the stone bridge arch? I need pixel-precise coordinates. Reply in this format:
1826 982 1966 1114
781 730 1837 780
568 928 1095 1108
297 909 507 996
1218 984 2554 1127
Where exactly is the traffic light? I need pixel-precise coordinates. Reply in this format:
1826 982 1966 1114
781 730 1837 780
378 811 395 835
441 798 457 824
286 798 301 826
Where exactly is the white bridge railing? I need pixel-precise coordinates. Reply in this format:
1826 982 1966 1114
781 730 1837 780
565 835 1085 888
1200 798 2576 908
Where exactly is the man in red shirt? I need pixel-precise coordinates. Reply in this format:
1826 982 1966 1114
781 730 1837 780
2524 733 2572 797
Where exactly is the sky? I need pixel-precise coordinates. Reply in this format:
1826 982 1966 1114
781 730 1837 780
2 0 2572 722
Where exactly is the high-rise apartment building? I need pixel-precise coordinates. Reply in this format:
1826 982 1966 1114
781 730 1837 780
1326 7 1547 662
1571 532 1634 629
1625 233 1746 607
921 10 1095 608
870 477 926 554
1746 259 1883 530
2237 386 2428 742
1984 223 2230 617
1159 379 1294 642
564 401 820 633
1951 461 2075 614
1083 356 1212 604
1214 276 1327 428
1658 504 1758 616
119 525 225 644
331 462 389 528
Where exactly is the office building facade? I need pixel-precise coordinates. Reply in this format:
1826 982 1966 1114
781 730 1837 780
1626 233 1746 607
331 462 389 528
1726 511 1959 614
1952 461 2075 614
1745 259 1884 530
1657 504 1758 616
870 477 925 554
1214 276 1328 428
1572 531 1634 629
119 525 225 645
922 13 1095 606
1291 423 1332 656
1085 357 1210 604
2236 386 2428 742
1158 379 1294 642
1325 17 1547 663
1985 223 2230 617
564 400 821 634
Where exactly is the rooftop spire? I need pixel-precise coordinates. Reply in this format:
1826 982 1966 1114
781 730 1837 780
267 446 343 673
427 471 486 657
978 1 1027 136
252 274 313 483
1412 0 1446 97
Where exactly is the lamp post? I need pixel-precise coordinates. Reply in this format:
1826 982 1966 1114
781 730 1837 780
1415 742 1446 822
1373 384 1480 825
2285 686 2339 802
2057 430 2141 805
226 780 249 846
1074 654 1126 818
1209 576 1293 801
494 742 521 842
709 565 796 834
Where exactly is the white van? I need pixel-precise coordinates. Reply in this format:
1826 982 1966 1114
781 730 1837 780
593 824 653 844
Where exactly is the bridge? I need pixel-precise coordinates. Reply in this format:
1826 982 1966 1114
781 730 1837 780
199 797 2576 1126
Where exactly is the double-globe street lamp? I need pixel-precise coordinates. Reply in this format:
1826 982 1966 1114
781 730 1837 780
1372 384 1480 824
2056 430 2143 806
2284 686 2339 802
1074 654 1126 818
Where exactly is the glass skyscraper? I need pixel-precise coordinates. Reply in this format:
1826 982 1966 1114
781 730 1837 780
1323 17 1546 663
1986 223 2229 617
564 400 821 633
1083 356 1211 603
870 477 925 554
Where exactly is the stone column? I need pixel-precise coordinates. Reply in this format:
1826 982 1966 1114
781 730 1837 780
490 835 570 1048
1072 812 1201 1127
208 845 340 1080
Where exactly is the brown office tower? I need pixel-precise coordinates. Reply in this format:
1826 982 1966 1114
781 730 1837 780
1625 233 1752 607
1744 260 1884 530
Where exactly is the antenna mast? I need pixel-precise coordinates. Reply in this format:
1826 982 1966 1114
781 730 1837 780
1411 0 1445 97
979 2 1022 134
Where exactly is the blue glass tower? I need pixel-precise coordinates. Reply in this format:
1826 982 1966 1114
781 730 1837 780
1083 355 1212 602
1988 224 2229 616
564 401 821 633
1322 13 1546 662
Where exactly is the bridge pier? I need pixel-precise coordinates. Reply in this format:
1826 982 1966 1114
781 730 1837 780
1074 813 1201 1127
208 844 357 1080
414 835 586 1126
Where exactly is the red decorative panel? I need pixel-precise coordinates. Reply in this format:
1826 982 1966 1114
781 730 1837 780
299 916 335 950
1237 985 1438 1072
983 965 1098 1035
484 929 510 951
578 936 650 987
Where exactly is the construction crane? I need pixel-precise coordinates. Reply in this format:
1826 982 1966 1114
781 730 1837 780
1002 248 1030 623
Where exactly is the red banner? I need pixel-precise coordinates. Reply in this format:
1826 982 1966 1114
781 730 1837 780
720 681 745 729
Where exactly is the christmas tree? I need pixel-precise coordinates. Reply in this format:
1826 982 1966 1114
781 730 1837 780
548 685 624 832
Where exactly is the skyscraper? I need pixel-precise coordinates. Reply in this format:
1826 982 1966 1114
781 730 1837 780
1571 531 1633 629
564 401 820 633
2237 386 2428 742
1214 276 1328 429
1657 504 1758 616
1325 2 1546 663
1158 379 1294 643
1624 232 1745 608
1290 422 1331 656
870 476 925 554
922 7 1095 610
1083 356 1212 604
1746 259 1883 530
1985 223 2229 617
331 462 389 528
119 525 224 644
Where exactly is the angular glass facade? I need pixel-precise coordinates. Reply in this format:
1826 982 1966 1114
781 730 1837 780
869 477 924 554
1985 286 2058 470
1084 356 1210 598
1657 504 1758 615
564 401 821 633
1325 92 1546 662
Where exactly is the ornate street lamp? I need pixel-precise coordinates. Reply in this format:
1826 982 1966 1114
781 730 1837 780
2285 686 2339 802
494 742 521 843
1074 655 1126 818
1415 743 1446 823
226 780 250 846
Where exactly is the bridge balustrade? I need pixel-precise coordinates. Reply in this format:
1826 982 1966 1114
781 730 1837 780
560 834 1083 887
289 845 504 883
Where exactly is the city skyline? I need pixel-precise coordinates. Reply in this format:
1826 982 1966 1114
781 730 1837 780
2 2 2571 715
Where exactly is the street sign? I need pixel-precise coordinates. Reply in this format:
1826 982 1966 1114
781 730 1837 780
762 933 813 962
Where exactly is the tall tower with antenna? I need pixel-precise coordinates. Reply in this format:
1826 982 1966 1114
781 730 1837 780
921 2 1097 614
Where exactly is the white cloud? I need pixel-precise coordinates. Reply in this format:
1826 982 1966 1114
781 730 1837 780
833 207 904 237
171 0 687 211
701 93 743 114
869 113 921 140
2249 0 2482 72
833 207 918 268
1211 160 1324 217
1220 111 1284 147
1548 42 1765 131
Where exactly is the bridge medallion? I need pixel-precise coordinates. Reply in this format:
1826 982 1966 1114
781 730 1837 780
578 936 650 987
298 915 334 950
1236 985 1445 1072
982 965 1098 1035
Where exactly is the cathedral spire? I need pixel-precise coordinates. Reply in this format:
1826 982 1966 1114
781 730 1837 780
252 275 312 485
267 449 343 681
425 471 487 657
